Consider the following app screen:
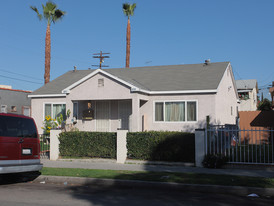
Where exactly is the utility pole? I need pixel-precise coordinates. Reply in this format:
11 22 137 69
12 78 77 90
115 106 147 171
92 51 110 69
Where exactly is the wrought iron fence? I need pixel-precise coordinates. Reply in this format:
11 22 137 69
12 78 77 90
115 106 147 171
39 134 50 159
206 127 274 165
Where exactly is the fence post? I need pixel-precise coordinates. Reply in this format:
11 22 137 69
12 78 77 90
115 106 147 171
117 130 128 164
50 129 62 161
195 129 206 167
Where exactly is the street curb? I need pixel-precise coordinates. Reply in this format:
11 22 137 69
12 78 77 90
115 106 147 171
33 175 274 197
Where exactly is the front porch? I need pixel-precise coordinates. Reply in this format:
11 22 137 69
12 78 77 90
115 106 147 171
71 98 147 132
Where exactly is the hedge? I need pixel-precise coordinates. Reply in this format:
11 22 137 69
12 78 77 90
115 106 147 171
127 131 195 162
59 131 116 158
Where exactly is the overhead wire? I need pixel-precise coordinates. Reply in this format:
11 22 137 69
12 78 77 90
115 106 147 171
0 74 42 85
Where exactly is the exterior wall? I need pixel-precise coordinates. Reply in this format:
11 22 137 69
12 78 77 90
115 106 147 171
239 111 274 144
238 88 258 111
67 73 132 101
66 73 141 132
215 65 238 125
0 89 31 115
139 94 216 132
31 97 66 134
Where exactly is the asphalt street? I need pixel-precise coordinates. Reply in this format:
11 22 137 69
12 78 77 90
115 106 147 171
1 182 274 206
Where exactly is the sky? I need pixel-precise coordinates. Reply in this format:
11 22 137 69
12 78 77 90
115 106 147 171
0 0 274 99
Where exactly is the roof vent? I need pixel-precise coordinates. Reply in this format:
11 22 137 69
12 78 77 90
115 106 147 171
204 59 210 65
73 66 77 72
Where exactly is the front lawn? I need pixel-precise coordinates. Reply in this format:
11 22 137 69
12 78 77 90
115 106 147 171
41 167 274 188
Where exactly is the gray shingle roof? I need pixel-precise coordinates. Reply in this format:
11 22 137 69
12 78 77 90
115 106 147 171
31 62 230 95
31 70 93 95
236 79 257 90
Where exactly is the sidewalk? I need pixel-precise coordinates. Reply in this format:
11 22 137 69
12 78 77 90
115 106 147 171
41 159 274 178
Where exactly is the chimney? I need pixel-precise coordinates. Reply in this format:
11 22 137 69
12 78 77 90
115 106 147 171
73 66 77 72
204 59 210 65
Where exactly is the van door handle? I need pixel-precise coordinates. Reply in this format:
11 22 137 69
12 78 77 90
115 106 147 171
18 138 24 143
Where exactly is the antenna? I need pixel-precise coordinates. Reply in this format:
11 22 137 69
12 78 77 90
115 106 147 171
92 51 110 69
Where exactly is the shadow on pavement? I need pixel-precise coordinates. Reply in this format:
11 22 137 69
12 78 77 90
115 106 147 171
0 172 41 185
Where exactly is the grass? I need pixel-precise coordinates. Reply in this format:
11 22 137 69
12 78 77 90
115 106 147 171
41 167 274 188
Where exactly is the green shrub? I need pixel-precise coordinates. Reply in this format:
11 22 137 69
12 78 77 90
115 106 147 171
202 154 229 168
127 131 195 162
59 131 116 158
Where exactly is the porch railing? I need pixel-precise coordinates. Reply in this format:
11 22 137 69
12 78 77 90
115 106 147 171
206 127 274 165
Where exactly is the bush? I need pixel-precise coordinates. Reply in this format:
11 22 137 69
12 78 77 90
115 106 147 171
202 154 229 168
59 131 116 158
127 131 195 162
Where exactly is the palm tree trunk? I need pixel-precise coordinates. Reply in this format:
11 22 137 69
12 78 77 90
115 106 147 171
126 18 131 68
45 24 51 84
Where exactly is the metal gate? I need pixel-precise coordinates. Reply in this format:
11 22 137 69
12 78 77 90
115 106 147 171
206 126 274 165
39 134 50 159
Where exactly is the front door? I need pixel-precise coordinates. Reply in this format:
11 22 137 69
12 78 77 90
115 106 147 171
118 100 132 130
96 101 110 132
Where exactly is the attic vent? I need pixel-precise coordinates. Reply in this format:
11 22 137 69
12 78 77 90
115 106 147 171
204 59 210 65
98 78 104 87
73 66 77 72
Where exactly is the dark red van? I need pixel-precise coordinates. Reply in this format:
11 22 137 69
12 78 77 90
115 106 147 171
0 113 43 174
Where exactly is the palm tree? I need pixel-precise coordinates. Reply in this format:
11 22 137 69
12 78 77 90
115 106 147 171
31 1 66 84
122 3 136 68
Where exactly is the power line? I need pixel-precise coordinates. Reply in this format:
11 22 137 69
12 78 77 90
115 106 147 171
0 68 43 81
0 74 42 85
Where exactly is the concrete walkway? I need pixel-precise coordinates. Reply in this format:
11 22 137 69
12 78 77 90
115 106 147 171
41 159 274 178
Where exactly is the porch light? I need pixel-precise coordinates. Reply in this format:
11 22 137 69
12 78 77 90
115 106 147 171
82 102 94 120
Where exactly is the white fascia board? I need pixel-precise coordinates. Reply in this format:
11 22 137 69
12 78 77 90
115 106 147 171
62 69 139 94
137 89 217 95
28 94 67 98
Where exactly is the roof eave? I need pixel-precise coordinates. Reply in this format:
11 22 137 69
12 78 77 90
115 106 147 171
132 89 217 95
28 94 67 98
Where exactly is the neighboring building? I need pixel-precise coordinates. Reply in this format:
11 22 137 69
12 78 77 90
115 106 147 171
236 79 258 111
270 81 274 109
0 86 32 116
29 61 239 134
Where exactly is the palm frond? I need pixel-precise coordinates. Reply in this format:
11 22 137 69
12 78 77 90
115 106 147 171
52 9 66 23
30 6 42 20
122 3 136 18
31 1 66 25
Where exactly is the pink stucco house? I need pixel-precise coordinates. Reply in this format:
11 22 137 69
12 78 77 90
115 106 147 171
29 61 238 134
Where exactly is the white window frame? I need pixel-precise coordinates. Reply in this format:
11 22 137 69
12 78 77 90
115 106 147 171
43 102 66 120
73 102 78 120
153 100 198 123
22 106 31 116
1 105 7 113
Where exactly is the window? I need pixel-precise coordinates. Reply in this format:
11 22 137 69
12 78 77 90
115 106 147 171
0 115 37 138
11 106 17 112
1 105 7 113
22 106 31 117
98 78 104 87
44 103 66 120
154 101 197 122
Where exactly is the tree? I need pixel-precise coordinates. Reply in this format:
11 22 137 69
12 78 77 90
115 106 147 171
122 3 136 68
31 1 66 84
257 98 272 111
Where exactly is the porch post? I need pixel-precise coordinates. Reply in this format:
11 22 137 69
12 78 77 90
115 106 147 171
50 129 62 160
131 95 140 132
195 129 206 167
